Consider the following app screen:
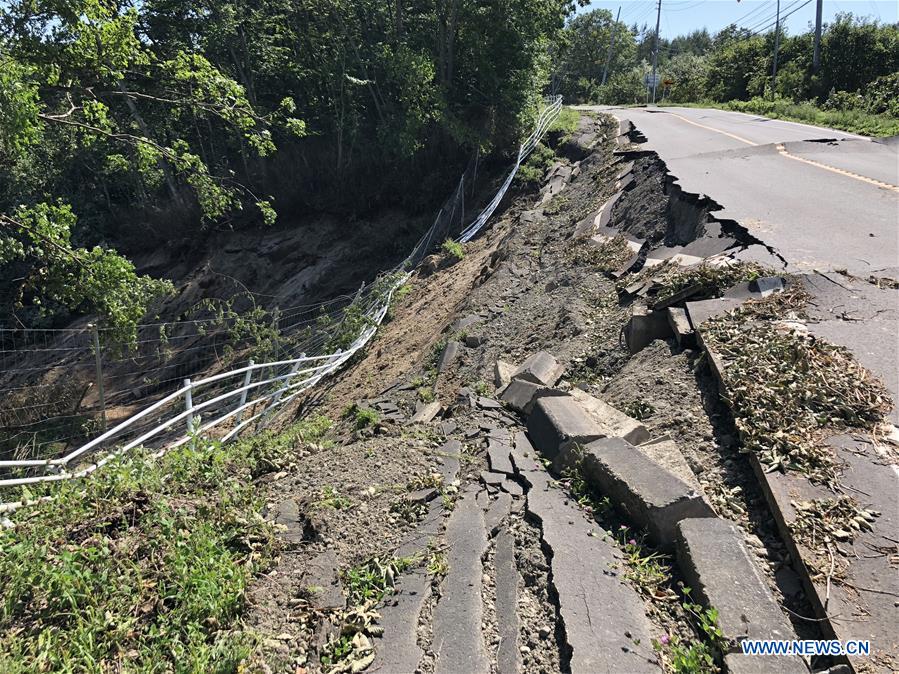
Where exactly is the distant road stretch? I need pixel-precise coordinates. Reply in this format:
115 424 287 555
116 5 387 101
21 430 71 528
578 105 899 275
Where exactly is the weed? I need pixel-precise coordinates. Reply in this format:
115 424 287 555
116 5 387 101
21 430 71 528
342 556 417 605
441 239 465 262
622 399 655 421
343 404 380 431
470 380 491 396
548 107 581 142
394 282 414 302
516 142 556 189
427 549 449 578
417 386 435 403
316 486 352 510
652 589 724 673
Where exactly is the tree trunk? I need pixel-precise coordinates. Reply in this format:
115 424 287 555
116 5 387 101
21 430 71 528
116 81 183 205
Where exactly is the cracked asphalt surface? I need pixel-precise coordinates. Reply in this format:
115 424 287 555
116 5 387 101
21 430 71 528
579 105 899 276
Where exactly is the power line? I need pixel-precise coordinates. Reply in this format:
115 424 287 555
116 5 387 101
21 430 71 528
742 0 801 32
735 0 777 25
748 0 812 35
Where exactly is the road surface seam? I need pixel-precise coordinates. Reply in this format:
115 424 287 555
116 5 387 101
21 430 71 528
774 144 899 192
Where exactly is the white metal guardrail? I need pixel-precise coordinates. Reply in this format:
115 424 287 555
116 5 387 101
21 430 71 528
0 96 563 504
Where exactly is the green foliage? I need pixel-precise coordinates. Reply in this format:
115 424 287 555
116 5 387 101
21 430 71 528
0 432 284 672
548 107 581 142
441 239 465 262
562 11 899 131
0 204 173 342
342 556 416 606
516 142 556 188
723 97 899 137
343 404 380 431
1 0 580 330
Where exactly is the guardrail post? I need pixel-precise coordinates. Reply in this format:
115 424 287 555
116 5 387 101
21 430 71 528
184 378 194 434
234 359 254 427
269 354 304 410
89 323 107 432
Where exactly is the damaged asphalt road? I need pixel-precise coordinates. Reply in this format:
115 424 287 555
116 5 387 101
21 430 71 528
580 104 899 276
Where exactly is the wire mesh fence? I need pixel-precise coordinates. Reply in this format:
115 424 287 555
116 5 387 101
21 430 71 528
0 96 562 501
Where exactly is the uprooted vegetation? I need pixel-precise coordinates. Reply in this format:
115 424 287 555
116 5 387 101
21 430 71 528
790 496 881 580
701 285 892 484
619 260 773 307
0 416 332 672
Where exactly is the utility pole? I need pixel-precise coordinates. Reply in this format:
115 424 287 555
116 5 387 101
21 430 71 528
771 0 782 99
812 0 823 70
601 6 621 87
650 0 662 104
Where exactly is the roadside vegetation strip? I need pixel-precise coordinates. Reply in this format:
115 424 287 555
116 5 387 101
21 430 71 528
699 284 892 485
0 416 336 672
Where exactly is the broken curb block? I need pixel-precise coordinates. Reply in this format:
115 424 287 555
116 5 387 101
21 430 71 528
494 359 514 390
500 378 565 415
437 340 460 373
569 388 651 445
677 518 797 647
581 437 715 548
667 306 695 348
410 401 441 424
511 350 565 387
724 653 808 674
526 395 604 463
624 304 673 354
638 436 701 491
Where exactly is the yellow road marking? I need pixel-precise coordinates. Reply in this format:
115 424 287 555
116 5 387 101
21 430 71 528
667 111 757 146
664 110 898 192
775 144 899 193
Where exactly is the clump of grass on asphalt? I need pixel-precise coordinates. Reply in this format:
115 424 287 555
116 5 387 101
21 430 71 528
0 420 317 673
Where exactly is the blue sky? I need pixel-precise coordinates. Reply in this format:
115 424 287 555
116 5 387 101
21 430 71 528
577 0 898 38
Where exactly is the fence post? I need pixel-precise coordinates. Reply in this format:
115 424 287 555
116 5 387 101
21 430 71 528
234 359 254 427
262 354 304 427
184 378 194 434
89 323 107 432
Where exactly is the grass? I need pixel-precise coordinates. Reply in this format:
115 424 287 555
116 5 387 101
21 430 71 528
0 414 339 673
660 98 899 137
440 238 464 262
548 107 581 142
343 404 380 431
